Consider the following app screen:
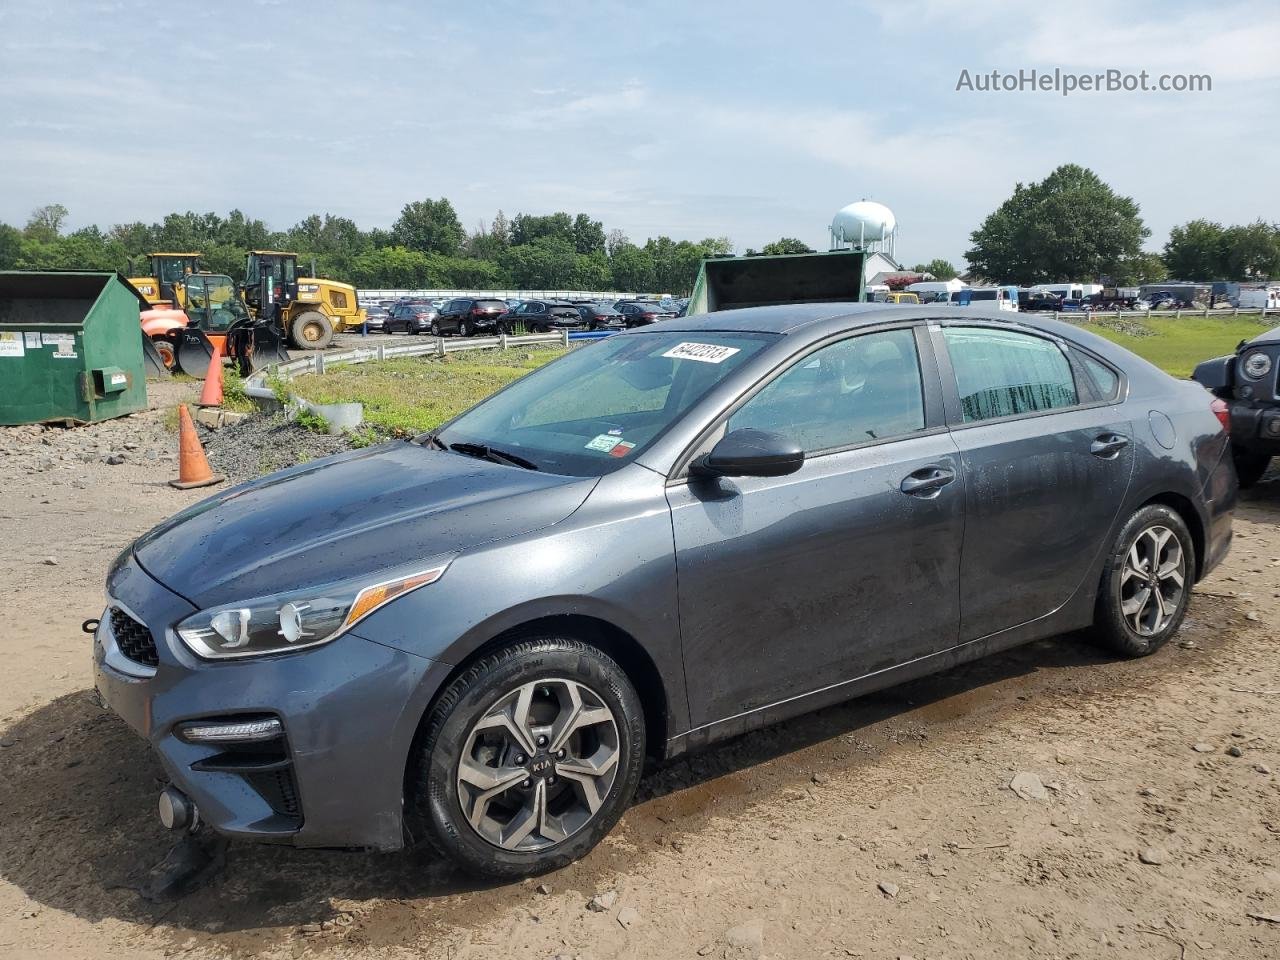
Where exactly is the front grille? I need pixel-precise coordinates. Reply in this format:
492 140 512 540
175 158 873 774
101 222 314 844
247 768 302 819
110 607 158 667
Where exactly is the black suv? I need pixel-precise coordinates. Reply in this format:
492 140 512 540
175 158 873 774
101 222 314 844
1193 323 1280 487
385 300 437 334
614 300 677 327
574 303 625 331
436 298 510 336
499 300 585 333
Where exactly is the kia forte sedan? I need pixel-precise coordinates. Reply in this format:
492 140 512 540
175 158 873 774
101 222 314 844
93 304 1235 879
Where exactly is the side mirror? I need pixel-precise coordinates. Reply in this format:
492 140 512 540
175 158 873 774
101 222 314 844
692 428 805 478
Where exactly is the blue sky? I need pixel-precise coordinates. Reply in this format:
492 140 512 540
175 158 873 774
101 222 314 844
1 0 1277 267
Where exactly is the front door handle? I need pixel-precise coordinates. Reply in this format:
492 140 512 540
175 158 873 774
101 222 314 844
1090 433 1130 459
900 466 956 497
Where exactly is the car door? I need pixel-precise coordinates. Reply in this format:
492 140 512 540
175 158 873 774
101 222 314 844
666 326 965 730
933 322 1135 642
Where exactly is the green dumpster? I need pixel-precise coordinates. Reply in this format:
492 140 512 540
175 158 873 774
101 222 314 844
686 249 868 315
0 271 148 425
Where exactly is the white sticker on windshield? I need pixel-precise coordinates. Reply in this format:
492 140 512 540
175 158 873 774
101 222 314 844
585 434 619 452
662 342 741 364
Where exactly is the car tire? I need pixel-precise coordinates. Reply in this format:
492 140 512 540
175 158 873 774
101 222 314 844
1091 504 1195 658
1232 448 1271 489
408 637 645 880
430 320 441 338
460 320 471 337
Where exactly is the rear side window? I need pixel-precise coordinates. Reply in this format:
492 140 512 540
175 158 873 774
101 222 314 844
1073 349 1121 401
943 327 1078 422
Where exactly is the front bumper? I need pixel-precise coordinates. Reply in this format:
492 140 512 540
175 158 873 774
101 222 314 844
1228 401 1280 455
93 553 450 850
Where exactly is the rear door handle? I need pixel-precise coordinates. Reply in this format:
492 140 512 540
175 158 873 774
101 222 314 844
1090 433 1130 459
900 466 956 497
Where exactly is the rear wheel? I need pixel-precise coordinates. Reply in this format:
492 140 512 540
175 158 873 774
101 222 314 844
430 320 441 338
460 319 471 337
289 311 333 350
409 638 645 879
1091 504 1194 658
1233 448 1272 489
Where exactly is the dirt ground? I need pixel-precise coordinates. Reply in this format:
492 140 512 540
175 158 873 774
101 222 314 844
2 383 1279 960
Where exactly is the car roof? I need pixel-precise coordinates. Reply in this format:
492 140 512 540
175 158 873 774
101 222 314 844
651 302 1113 338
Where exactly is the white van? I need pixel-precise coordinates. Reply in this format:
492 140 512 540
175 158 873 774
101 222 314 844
950 285 1020 312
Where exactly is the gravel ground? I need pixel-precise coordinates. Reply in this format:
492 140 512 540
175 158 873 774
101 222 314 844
3 373 1280 960
201 415 359 485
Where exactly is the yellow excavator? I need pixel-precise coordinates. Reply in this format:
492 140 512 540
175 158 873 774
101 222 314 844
127 251 365 352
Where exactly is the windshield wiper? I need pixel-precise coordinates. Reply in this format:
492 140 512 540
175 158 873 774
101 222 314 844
448 441 539 471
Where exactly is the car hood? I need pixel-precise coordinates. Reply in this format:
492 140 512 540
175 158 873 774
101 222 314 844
1244 324 1280 347
133 442 596 609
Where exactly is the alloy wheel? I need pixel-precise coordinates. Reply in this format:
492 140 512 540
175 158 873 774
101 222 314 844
1119 524 1185 636
456 678 620 852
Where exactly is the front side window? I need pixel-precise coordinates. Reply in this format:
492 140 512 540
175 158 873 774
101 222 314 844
727 328 926 451
943 327 1078 422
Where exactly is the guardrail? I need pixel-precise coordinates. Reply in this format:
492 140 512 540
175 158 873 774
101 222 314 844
1056 306 1270 322
243 328 611 406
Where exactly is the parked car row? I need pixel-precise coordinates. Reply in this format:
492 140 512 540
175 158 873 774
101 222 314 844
354 295 688 336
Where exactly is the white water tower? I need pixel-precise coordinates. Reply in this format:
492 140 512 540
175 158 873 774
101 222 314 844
830 200 897 259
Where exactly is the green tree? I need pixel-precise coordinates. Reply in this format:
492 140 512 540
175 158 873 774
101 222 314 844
392 198 463 256
966 164 1148 284
569 252 612 290
1221 221 1280 279
609 242 655 292
1114 251 1168 285
1163 219 1226 279
500 236 578 288
757 237 813 256
910 258 958 280
510 212 575 247
0 223 22 268
572 214 606 255
24 203 69 243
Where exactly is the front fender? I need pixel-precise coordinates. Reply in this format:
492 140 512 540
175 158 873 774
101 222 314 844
347 470 689 740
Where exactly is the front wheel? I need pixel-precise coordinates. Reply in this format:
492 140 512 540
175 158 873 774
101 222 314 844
430 320 441 338
409 638 645 879
1091 504 1195 658
289 310 334 350
1233 448 1272 489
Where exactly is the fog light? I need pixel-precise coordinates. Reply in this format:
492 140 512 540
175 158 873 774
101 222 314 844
177 717 283 744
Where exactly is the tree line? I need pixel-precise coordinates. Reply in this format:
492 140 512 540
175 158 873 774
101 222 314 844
964 164 1280 286
4 168 1273 292
0 201 734 295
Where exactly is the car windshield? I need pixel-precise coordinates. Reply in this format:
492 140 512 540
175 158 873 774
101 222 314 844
434 331 773 476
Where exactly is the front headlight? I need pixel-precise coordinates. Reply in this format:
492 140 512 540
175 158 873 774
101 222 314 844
176 563 448 660
1242 351 1273 380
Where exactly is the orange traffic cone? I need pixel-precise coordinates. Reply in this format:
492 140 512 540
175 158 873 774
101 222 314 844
198 339 224 407
170 404 225 490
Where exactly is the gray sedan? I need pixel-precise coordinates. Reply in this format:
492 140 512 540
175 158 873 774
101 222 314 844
93 304 1235 879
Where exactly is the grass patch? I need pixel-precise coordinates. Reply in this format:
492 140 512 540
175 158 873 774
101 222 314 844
290 346 568 435
1074 314 1273 378
221 366 258 415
